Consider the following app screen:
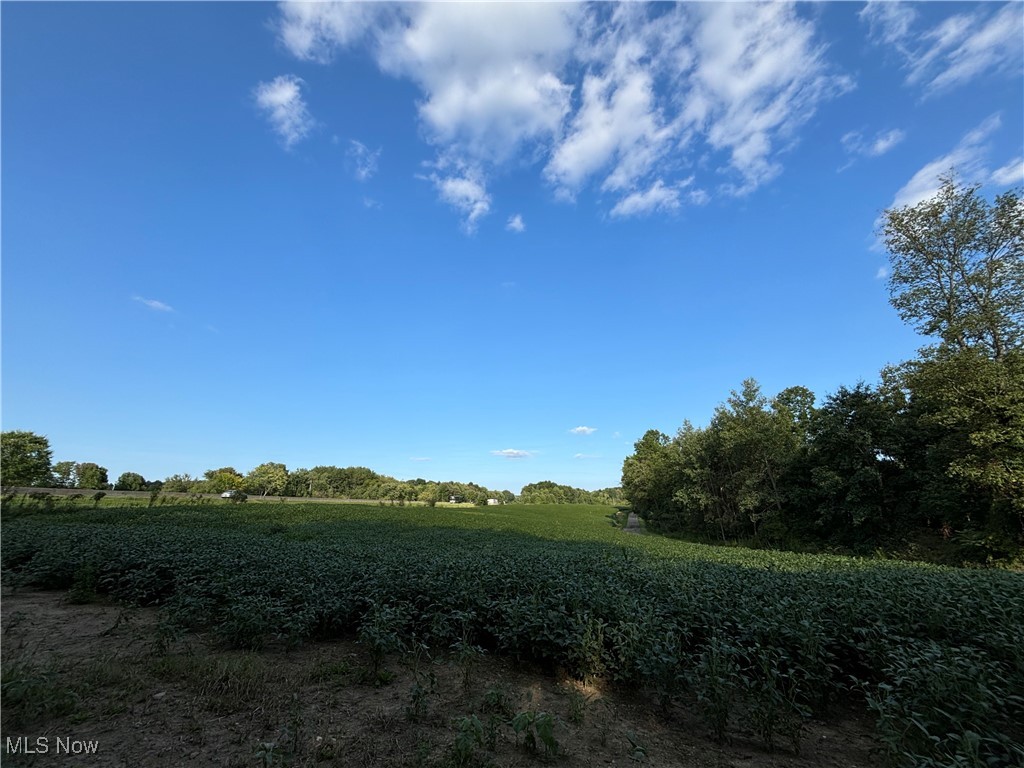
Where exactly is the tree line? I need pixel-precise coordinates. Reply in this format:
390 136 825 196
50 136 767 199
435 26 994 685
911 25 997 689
0 434 620 507
622 176 1023 562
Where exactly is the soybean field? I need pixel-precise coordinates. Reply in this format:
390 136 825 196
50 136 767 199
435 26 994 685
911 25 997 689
2 500 1022 767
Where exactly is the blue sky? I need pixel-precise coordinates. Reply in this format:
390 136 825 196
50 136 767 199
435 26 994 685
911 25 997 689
2 2 1022 493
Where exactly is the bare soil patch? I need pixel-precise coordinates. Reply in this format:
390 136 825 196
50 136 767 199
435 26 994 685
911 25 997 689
1 589 880 767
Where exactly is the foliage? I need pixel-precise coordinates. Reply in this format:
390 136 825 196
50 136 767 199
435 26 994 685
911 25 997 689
114 472 147 491
2 500 1022 766
75 462 110 490
245 462 289 498
880 175 1023 360
623 178 1024 556
517 480 611 505
1 431 53 487
51 460 77 488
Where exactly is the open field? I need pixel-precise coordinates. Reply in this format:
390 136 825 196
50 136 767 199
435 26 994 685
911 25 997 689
2 502 1022 767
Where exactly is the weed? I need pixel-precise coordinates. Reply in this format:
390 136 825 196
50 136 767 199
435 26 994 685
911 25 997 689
449 714 486 768
1 656 80 727
567 689 591 725
511 710 560 759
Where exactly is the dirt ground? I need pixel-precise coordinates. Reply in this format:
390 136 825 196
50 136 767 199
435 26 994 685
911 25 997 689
0 589 881 767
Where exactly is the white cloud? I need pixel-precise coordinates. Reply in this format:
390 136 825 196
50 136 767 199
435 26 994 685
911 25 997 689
860 1 918 48
869 129 906 157
684 3 853 196
362 196 381 210
375 3 578 165
890 114 1000 210
347 140 380 181
545 8 679 198
840 128 906 170
253 75 315 149
276 1 381 63
862 3 1023 97
133 295 174 312
574 453 600 460
875 267 889 280
273 2 849 218
410 457 431 462
569 426 597 435
506 214 525 233
610 179 682 218
430 165 491 232
491 449 533 459
991 158 1024 187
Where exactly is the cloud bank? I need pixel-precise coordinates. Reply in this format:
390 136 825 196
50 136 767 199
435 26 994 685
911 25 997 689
271 2 852 226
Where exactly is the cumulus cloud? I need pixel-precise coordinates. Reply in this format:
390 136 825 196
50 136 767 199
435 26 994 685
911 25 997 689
875 267 889 280
889 114 1001 210
133 296 174 312
375 3 578 164
276 1 381 63
272 2 850 219
545 7 680 198
347 140 381 181
861 2 1023 97
253 75 315 149
506 214 525 233
569 426 597 435
491 449 533 459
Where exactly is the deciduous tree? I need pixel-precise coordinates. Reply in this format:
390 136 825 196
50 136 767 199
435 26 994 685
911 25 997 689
881 175 1023 360
114 472 147 491
0 431 53 487
75 462 109 490
245 462 289 497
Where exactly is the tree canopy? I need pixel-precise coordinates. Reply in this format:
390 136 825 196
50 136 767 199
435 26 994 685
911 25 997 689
1 431 53 487
881 175 1023 360
622 177 1024 560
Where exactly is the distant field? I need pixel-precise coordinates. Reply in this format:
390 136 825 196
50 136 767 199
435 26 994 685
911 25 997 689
2 501 1022 766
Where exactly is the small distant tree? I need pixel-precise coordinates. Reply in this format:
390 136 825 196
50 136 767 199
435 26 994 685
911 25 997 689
51 460 77 488
162 474 196 493
201 467 245 493
114 472 147 491
245 462 289 497
75 462 110 490
1 431 53 487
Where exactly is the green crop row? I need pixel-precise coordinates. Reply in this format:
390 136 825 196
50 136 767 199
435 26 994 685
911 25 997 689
2 502 1022 766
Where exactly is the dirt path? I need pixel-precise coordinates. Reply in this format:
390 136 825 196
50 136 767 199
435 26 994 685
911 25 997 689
624 512 642 533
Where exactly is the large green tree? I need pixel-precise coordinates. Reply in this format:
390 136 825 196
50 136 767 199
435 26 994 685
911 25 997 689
881 175 1023 360
1 431 53 487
